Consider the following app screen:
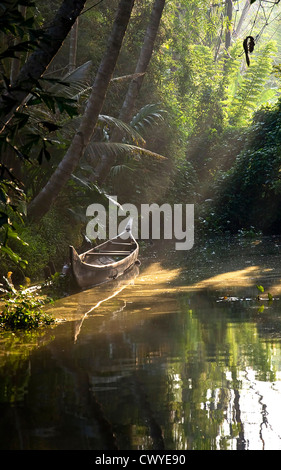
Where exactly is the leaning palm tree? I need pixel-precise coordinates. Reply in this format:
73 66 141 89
94 0 166 185
20 59 166 209
27 0 136 222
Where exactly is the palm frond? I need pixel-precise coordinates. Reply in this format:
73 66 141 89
60 113 147 145
47 60 93 100
85 141 166 163
130 103 167 134
98 115 145 145
109 164 134 177
110 72 145 83
62 60 93 82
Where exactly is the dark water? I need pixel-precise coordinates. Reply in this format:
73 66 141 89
1 237 281 450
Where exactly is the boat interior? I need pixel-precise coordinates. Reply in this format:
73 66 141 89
81 237 137 266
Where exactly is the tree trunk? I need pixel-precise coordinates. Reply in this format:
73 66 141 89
0 0 87 134
116 0 166 125
215 0 250 62
94 0 166 185
225 0 233 50
10 5 27 85
28 0 135 221
69 18 79 73
233 0 251 39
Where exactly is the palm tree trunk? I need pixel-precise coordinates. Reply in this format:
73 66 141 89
0 0 87 134
69 18 79 73
117 0 166 125
94 0 166 185
28 0 135 221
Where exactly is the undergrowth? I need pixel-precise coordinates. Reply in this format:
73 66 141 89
0 276 54 330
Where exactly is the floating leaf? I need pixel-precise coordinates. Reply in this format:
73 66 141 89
268 292 273 301
256 285 264 293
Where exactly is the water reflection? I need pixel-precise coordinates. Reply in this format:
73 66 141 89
1 238 281 449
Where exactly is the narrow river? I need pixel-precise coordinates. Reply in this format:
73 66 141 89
1 236 281 450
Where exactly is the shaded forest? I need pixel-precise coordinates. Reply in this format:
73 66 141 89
1 0 281 283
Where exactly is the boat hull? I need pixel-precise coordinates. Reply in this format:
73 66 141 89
69 232 139 290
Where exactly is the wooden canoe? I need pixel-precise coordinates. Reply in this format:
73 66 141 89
69 223 140 290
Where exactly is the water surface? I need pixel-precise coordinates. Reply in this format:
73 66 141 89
1 236 281 450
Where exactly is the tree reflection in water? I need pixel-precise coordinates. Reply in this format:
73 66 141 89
1 239 281 449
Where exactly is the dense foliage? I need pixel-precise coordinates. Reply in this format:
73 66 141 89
207 100 281 234
1 0 281 286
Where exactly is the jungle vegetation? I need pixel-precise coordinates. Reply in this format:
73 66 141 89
1 0 281 284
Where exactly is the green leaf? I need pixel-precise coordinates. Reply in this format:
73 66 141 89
1 245 28 267
54 97 78 118
13 112 30 130
40 93 56 113
0 212 8 227
268 292 273 301
0 41 36 60
256 285 264 293
6 226 29 246
39 121 61 133
37 146 51 164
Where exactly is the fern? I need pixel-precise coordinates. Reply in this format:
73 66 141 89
219 42 244 111
226 40 278 127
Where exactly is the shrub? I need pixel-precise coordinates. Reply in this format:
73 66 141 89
0 284 54 331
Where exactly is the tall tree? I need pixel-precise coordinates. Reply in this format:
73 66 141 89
117 0 166 125
69 18 79 73
233 0 251 39
225 0 233 50
28 0 135 221
0 0 87 134
9 4 27 85
94 0 166 185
